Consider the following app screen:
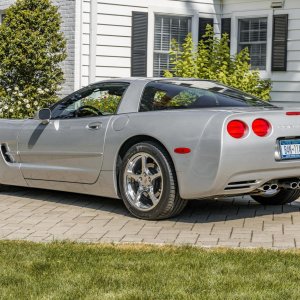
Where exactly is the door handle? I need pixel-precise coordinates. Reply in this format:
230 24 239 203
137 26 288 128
87 122 102 130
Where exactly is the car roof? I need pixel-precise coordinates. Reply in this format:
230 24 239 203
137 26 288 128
88 77 219 87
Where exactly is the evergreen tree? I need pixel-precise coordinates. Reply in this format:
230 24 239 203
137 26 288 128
0 0 67 118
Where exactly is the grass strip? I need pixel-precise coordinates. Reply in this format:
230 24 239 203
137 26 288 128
0 241 299 299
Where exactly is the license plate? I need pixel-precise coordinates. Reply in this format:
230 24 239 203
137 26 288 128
280 139 300 160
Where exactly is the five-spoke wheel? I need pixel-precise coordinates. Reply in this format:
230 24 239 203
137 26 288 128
119 142 187 220
124 152 163 211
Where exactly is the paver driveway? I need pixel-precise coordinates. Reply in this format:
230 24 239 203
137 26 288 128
0 186 300 249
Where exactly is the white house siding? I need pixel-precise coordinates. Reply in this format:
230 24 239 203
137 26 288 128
0 0 14 10
223 0 300 106
77 0 222 89
2 0 300 105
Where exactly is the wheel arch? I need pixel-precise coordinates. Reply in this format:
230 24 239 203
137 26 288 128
115 135 177 197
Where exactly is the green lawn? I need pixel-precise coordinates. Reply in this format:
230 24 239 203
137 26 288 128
0 241 300 299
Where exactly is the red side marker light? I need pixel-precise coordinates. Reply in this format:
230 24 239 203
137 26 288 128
252 118 271 137
286 112 300 116
174 147 191 154
227 120 247 139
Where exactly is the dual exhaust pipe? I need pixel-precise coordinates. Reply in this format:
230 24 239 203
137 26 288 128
260 180 300 192
279 181 300 190
260 183 279 192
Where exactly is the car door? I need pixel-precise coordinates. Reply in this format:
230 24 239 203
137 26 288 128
18 82 129 184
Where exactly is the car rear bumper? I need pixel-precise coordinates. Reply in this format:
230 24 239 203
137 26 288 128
177 111 300 199
177 160 300 199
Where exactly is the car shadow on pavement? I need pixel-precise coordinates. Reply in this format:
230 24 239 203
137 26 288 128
2 186 133 216
178 197 300 223
2 186 300 224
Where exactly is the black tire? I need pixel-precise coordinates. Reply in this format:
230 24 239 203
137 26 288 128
119 141 187 220
251 189 300 205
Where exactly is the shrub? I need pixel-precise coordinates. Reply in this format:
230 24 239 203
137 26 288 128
164 25 271 100
83 94 122 114
0 0 67 119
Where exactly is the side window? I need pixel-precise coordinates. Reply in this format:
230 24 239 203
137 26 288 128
140 83 217 112
51 83 129 119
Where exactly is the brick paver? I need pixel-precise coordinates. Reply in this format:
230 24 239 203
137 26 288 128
1 186 300 249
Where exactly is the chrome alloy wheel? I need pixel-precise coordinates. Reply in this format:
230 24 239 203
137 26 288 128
124 152 163 211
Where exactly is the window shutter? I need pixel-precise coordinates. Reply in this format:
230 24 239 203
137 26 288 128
131 12 148 77
198 18 214 42
221 18 231 47
0 14 6 23
272 14 288 71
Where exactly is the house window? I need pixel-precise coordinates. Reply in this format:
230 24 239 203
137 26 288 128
154 15 191 77
238 18 267 70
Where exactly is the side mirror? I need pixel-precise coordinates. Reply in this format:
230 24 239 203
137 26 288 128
38 108 51 124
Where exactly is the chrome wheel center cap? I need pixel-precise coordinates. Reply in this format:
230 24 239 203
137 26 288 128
141 174 149 186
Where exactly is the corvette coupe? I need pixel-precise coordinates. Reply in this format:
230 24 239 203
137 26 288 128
1 78 300 220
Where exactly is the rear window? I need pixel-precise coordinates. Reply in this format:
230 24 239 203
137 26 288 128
139 80 276 112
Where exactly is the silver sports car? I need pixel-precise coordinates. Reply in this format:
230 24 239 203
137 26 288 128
1 78 300 219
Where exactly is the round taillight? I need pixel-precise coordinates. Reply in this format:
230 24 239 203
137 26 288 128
252 119 270 137
227 120 248 139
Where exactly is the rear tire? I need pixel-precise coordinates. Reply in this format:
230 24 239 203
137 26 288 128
251 189 300 205
119 141 187 220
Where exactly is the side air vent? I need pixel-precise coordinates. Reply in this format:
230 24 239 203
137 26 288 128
225 180 257 190
1 144 14 163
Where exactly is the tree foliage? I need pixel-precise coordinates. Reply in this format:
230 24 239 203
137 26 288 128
83 94 122 114
0 0 67 118
164 25 271 100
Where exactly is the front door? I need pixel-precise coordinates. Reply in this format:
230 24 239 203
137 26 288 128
18 82 129 184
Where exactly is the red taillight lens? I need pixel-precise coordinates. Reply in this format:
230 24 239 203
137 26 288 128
252 119 270 137
286 112 300 116
227 120 247 138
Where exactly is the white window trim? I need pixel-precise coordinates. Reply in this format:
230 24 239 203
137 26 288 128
230 10 273 79
147 6 216 77
74 0 82 90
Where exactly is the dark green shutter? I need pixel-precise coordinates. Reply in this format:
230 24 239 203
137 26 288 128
131 12 148 77
272 14 288 71
221 18 231 48
198 18 214 42
1 14 6 23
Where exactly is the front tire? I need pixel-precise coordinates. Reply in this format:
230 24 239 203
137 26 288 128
251 189 300 205
119 142 187 220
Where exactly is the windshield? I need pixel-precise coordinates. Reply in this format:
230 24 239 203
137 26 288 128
139 80 277 112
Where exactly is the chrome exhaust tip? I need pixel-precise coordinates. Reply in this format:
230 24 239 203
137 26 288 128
262 185 271 191
270 184 278 190
291 182 298 189
279 181 299 189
